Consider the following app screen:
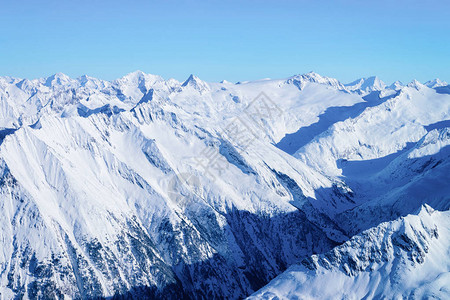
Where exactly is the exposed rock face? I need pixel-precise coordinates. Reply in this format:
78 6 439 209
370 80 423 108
249 206 450 300
0 72 449 298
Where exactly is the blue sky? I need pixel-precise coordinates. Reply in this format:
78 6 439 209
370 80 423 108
1 0 449 84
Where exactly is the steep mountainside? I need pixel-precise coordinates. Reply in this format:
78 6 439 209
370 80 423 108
0 71 448 299
249 206 450 300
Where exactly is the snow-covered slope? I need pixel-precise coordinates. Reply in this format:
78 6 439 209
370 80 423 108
0 71 448 299
425 78 448 88
249 205 450 300
293 82 450 229
344 76 386 95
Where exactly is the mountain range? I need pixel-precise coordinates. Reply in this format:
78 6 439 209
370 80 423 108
0 71 449 299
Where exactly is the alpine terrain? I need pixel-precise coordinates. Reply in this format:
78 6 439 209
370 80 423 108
0 71 449 299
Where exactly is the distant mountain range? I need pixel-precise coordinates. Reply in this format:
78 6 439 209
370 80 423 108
0 71 449 299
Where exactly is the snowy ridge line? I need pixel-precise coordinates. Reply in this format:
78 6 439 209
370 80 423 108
249 205 450 300
166 91 284 203
0 70 449 299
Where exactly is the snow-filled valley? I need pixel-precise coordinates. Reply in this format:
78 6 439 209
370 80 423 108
0 71 449 299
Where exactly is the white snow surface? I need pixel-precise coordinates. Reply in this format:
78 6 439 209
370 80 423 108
344 76 386 95
0 71 449 298
249 205 450 300
425 78 448 88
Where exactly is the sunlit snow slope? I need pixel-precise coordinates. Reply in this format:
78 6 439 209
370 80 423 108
249 205 450 300
0 71 448 299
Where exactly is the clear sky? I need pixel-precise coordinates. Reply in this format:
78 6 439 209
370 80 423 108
1 0 449 84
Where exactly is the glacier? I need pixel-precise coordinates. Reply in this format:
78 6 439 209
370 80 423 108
0 71 449 299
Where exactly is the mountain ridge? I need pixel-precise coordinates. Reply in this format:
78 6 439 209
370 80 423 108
0 70 448 299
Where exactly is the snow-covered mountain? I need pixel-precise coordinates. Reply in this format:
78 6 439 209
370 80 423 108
249 205 450 300
0 71 448 299
425 78 448 89
389 80 404 90
344 76 386 95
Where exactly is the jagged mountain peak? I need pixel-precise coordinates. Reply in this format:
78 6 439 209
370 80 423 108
0 76 20 85
389 80 404 90
44 72 73 87
344 76 386 94
417 203 435 215
181 74 210 91
302 71 323 79
286 71 345 90
407 79 426 90
116 70 163 84
182 74 200 85
77 74 108 89
111 71 166 101
365 75 385 87
425 78 448 88
15 78 35 91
